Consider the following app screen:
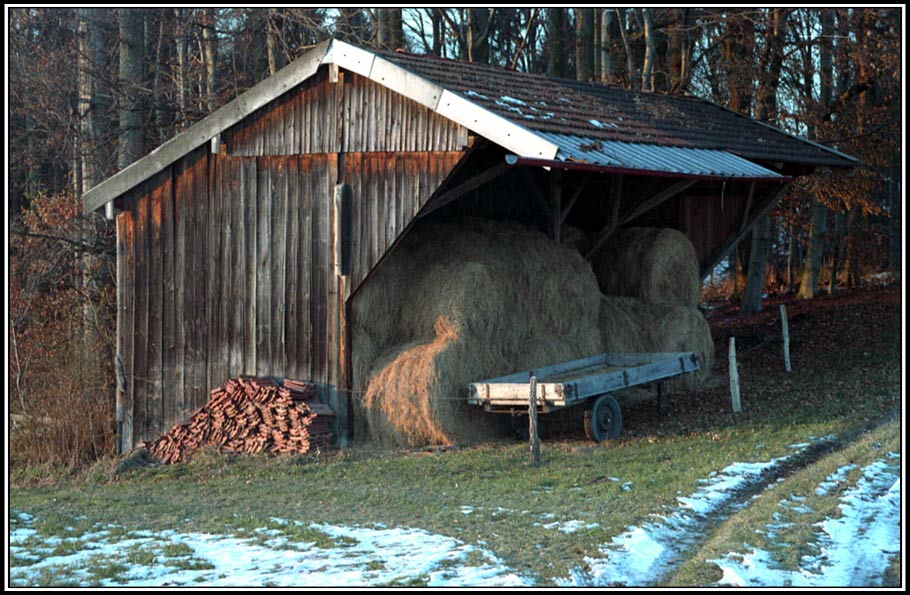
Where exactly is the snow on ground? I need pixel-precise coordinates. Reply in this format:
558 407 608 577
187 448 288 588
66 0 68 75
712 454 901 587
556 439 833 587
9 519 531 587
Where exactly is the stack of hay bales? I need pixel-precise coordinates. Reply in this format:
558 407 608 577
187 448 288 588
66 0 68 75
591 227 714 390
352 217 602 447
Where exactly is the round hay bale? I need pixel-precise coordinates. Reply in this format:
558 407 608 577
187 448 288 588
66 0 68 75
592 227 701 308
598 296 714 392
351 217 602 447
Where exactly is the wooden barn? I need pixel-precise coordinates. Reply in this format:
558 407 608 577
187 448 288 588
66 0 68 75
82 39 856 452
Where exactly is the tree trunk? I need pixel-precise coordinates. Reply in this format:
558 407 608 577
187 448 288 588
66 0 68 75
640 8 656 91
575 8 594 81
266 8 279 75
615 9 637 89
174 9 188 130
599 9 613 83
119 8 146 170
828 210 844 294
798 203 828 299
742 214 771 312
741 8 786 313
786 222 799 292
547 8 568 77
202 8 218 113
843 208 860 287
798 9 834 299
723 11 755 115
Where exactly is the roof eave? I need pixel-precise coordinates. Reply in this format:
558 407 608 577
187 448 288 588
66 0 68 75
84 38 561 215
505 155 792 183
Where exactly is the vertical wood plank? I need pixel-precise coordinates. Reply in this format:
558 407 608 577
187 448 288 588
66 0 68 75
122 208 136 450
132 192 149 445
285 157 300 379
190 152 209 411
241 158 257 373
115 212 129 451
162 167 177 429
256 157 273 373
173 159 188 424
272 158 288 376
228 157 245 377
297 155 313 380
147 170 170 441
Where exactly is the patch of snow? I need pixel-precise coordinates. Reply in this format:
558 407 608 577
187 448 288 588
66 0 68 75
815 464 857 496
557 454 793 586
9 518 532 588
463 90 489 100
543 520 600 534
494 100 524 115
712 457 901 587
499 95 526 106
460 505 474 515
589 119 605 129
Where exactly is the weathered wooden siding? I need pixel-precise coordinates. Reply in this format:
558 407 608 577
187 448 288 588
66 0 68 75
115 63 473 449
117 142 464 448
680 185 751 266
224 70 469 156
343 151 467 291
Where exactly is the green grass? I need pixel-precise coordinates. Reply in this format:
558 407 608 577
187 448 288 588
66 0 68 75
8 289 902 586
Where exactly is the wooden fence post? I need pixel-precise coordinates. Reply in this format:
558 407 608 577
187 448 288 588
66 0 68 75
729 337 742 413
780 304 792 373
529 372 540 465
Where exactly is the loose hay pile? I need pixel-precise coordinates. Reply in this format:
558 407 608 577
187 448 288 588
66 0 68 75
352 217 602 447
144 376 334 464
591 227 701 308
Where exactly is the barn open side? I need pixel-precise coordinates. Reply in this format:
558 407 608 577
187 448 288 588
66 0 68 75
84 39 856 451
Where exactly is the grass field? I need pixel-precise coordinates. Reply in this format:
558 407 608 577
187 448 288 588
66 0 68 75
8 286 903 587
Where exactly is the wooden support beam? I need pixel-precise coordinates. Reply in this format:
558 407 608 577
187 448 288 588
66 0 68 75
520 167 554 222
549 169 562 242
419 161 512 218
610 174 623 227
621 178 698 225
739 181 757 232
700 182 791 279
585 177 695 261
559 172 592 225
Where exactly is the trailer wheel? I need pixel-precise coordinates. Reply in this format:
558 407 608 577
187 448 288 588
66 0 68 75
584 395 622 442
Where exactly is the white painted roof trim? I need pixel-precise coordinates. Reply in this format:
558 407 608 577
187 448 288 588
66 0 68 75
83 38 561 214
327 40 559 160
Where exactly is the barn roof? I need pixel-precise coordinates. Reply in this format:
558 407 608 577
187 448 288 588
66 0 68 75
83 38 856 214
382 49 857 169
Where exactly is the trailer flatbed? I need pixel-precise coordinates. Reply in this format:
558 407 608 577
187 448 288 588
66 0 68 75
467 351 700 442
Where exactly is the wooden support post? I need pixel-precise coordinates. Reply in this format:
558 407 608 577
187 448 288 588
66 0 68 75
529 371 540 465
549 170 562 242
780 304 792 373
729 337 742 413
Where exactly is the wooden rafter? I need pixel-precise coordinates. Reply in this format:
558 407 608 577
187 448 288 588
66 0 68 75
585 178 697 260
700 182 792 279
418 161 513 218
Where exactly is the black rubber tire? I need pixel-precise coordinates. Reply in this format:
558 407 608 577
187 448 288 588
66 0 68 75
584 395 622 442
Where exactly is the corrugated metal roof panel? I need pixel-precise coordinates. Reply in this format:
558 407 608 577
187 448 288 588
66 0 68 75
537 132 784 179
